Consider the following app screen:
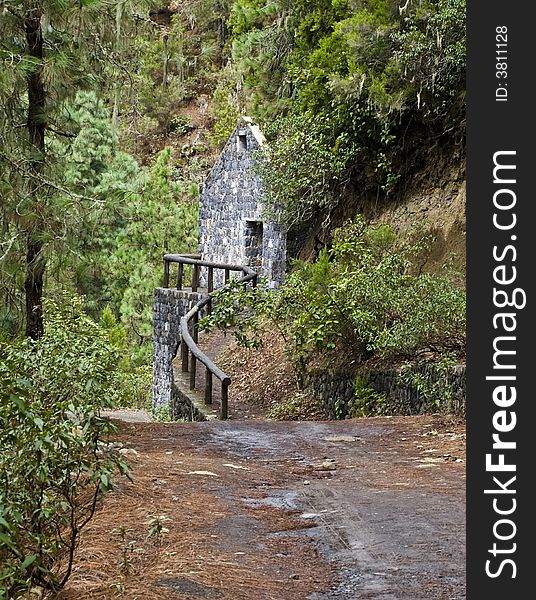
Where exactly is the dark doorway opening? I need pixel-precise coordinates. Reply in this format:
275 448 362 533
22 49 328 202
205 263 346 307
244 220 263 269
237 131 248 152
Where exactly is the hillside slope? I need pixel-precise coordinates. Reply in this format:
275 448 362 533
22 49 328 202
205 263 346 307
295 144 465 278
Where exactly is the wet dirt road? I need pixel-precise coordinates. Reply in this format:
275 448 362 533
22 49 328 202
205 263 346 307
60 416 465 600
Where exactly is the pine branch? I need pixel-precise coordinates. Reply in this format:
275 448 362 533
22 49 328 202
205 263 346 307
46 125 76 138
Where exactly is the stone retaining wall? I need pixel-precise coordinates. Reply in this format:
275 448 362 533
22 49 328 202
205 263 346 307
306 364 466 419
170 378 207 422
152 287 204 413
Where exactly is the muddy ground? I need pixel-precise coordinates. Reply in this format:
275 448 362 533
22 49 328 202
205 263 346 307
58 415 465 600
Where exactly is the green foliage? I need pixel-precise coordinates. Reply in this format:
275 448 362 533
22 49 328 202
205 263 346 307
106 148 198 357
113 526 135 576
277 216 466 363
347 372 388 418
201 216 465 382
256 111 361 226
48 91 199 358
47 91 140 317
0 0 155 337
144 515 170 545
398 352 458 412
110 364 153 411
390 0 466 124
130 17 192 133
229 0 466 225
152 404 173 423
98 307 153 410
50 93 199 359
229 0 295 107
199 278 270 349
3 69 199 358
0 297 130 596
58 91 135 193
119 3 232 143
209 65 242 146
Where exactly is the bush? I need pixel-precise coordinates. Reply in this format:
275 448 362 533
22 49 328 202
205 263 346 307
98 306 153 410
0 298 129 597
209 66 242 147
348 373 389 418
277 216 465 366
256 111 361 227
110 364 153 411
397 352 459 412
200 216 465 380
266 392 323 421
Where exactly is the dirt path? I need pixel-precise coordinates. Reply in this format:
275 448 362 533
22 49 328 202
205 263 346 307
58 415 465 600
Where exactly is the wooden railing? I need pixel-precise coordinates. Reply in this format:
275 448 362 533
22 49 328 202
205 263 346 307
163 254 257 419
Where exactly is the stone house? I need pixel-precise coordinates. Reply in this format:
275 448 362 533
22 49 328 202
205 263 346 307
198 117 287 287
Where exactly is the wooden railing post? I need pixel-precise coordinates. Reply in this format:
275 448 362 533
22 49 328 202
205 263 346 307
181 339 189 372
177 262 184 290
190 311 198 390
192 264 199 292
208 266 214 293
205 369 212 405
190 354 197 389
206 296 212 316
163 259 170 288
224 268 230 284
192 311 199 344
220 381 229 420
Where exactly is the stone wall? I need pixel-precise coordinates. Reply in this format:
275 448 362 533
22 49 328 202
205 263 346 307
152 287 204 413
170 378 207 422
306 365 466 419
198 120 287 287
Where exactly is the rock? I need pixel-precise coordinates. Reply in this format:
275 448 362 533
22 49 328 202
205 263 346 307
119 448 139 457
313 460 337 471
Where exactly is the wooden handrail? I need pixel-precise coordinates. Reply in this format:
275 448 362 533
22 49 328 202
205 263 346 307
163 254 256 288
165 254 257 419
179 310 230 385
164 254 251 271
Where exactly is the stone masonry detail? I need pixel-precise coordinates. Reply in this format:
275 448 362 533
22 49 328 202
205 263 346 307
152 287 204 414
198 118 286 288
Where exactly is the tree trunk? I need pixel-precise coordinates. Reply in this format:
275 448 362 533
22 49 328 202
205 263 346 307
216 17 227 66
24 238 45 340
112 0 124 130
162 33 169 88
25 13 46 339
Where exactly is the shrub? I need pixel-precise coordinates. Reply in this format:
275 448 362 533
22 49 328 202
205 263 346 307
347 373 389 418
397 352 459 412
266 392 323 421
209 66 242 147
256 111 361 227
200 216 465 382
0 298 129 597
277 216 466 366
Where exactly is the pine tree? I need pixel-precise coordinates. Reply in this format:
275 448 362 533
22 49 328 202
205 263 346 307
0 0 151 338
